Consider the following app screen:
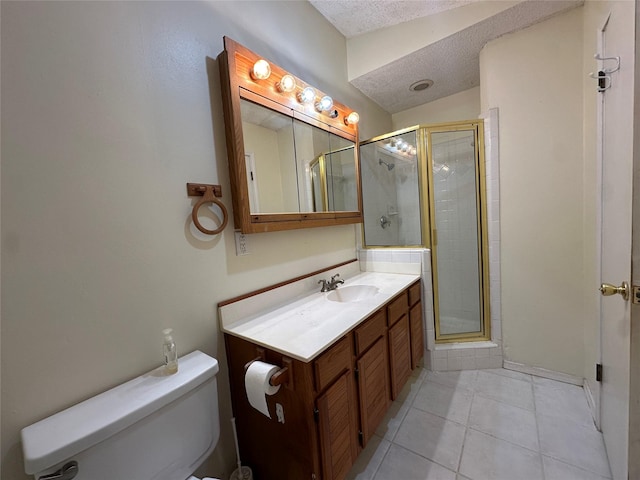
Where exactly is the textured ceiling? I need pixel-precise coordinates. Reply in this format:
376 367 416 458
309 0 584 114
308 0 479 38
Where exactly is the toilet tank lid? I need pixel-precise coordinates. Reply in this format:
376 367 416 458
21 350 219 475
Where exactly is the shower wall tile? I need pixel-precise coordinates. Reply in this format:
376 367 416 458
448 357 476 371
433 358 448 371
476 356 504 370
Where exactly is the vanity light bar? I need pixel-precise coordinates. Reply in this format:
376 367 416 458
245 45 357 129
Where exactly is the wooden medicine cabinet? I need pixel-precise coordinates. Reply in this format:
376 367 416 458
218 37 363 233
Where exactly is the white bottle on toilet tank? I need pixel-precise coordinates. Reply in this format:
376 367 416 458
163 328 178 374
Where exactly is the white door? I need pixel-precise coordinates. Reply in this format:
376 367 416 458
598 4 635 479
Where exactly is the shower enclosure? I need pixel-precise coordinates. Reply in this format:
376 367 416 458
360 121 489 342
360 129 424 247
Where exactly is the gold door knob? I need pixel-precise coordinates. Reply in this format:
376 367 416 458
600 281 629 301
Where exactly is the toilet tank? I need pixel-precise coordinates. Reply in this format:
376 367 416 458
21 351 220 480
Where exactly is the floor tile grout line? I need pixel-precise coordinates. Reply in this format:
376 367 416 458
388 441 459 477
539 453 613 480
472 390 536 413
538 441 613 479
368 438 392 480
531 378 546 480
464 425 541 455
455 389 476 477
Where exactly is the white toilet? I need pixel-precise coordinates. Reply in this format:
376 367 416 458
21 350 222 480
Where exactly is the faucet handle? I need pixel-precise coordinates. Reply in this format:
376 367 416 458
318 279 329 292
330 273 341 281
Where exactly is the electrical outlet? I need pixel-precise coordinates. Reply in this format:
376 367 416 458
234 231 250 256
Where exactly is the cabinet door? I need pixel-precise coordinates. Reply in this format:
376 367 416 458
356 337 390 446
410 302 424 370
388 315 412 400
316 371 358 480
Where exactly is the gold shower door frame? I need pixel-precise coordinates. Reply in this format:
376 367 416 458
359 120 490 343
423 121 490 343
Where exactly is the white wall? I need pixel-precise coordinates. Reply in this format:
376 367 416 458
0 2 390 479
480 8 587 376
392 87 481 130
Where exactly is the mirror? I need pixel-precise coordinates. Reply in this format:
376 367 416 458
219 37 362 233
240 98 296 214
308 144 357 212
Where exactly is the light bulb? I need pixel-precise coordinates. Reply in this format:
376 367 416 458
277 74 296 93
251 59 271 80
345 111 360 125
298 86 315 104
316 95 333 112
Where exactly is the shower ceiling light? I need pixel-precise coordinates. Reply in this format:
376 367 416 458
410 79 434 92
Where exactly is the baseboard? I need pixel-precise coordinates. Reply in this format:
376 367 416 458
503 360 583 386
583 378 601 428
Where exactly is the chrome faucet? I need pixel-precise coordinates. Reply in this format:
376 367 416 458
319 274 345 292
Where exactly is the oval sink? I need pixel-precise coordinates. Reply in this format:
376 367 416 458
327 285 379 303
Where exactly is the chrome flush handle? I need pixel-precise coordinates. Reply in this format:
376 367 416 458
38 461 78 480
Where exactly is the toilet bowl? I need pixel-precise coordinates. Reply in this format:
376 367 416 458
21 351 221 480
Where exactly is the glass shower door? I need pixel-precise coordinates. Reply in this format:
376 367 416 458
360 130 422 247
428 127 488 339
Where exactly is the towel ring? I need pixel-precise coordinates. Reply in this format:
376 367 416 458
187 183 228 235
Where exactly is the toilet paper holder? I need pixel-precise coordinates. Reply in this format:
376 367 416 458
244 349 293 390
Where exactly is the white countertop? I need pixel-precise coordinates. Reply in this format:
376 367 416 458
220 271 420 362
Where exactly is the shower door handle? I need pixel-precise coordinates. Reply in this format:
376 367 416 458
599 281 629 301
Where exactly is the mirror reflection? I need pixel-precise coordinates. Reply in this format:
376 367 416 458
240 98 296 213
240 98 357 215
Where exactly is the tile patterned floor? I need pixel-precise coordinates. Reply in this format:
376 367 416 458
346 368 611 480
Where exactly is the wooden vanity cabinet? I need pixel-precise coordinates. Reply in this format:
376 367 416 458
223 279 423 480
409 281 425 370
353 310 390 447
224 334 322 480
387 291 412 399
317 370 358 480
314 337 359 480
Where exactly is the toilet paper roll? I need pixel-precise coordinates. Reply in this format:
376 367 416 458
245 361 281 418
